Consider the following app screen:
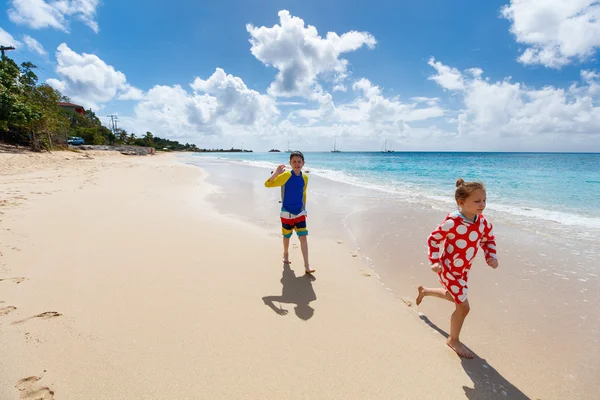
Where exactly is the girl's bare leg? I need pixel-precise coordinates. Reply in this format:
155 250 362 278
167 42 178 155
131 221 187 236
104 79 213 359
447 300 473 358
416 286 474 358
416 286 454 305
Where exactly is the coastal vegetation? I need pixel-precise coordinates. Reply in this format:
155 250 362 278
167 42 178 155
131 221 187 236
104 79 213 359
0 56 249 153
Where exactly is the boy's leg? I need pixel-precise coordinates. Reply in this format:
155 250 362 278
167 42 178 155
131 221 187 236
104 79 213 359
447 300 473 358
297 235 314 273
281 215 293 263
283 237 291 263
416 286 454 305
294 214 313 273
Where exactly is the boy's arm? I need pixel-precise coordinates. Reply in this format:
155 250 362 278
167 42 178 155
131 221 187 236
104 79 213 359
302 174 308 209
427 214 453 264
265 170 291 188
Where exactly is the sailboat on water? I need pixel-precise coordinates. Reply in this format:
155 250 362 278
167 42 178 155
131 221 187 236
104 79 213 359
382 139 394 153
285 140 292 153
331 138 341 153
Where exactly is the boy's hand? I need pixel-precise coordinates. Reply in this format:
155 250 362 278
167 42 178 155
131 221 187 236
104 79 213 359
430 263 442 273
274 164 286 176
487 258 499 269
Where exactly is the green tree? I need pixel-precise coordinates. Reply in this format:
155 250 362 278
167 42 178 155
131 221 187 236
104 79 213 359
127 132 136 145
0 58 34 142
143 131 154 147
116 128 128 144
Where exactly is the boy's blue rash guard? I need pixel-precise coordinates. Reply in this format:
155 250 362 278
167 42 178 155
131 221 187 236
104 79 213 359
264 171 308 215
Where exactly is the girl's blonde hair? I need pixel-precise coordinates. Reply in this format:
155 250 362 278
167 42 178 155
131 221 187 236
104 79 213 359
455 178 485 203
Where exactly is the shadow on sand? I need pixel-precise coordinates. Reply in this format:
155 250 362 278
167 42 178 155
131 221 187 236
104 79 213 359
419 315 533 400
262 263 317 320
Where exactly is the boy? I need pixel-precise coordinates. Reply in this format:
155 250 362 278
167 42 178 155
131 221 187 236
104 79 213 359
265 151 315 274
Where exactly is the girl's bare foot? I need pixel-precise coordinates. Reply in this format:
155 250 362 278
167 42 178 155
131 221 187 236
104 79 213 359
416 285 425 305
446 338 474 359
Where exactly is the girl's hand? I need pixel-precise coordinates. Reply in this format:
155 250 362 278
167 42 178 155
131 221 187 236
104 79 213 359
430 263 442 273
487 258 499 269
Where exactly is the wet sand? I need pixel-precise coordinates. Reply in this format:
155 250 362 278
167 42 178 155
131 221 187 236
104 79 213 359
195 155 600 400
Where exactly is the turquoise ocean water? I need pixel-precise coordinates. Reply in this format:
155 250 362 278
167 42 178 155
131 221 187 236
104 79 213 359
185 151 600 398
189 152 600 234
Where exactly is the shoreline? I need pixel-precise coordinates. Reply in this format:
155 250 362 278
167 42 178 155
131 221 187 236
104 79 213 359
0 149 594 398
190 154 599 400
0 150 497 399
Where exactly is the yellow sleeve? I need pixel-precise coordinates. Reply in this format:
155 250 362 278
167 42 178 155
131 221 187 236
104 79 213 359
302 173 308 205
265 170 291 187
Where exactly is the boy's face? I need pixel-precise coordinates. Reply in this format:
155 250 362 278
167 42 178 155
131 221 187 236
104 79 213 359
289 156 305 172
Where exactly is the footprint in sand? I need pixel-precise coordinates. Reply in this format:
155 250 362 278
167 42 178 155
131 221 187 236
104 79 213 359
0 306 17 316
360 271 371 277
400 297 413 307
16 376 55 400
0 277 27 284
12 312 62 325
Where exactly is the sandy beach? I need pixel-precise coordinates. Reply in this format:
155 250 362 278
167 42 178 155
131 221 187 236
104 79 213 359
0 148 585 399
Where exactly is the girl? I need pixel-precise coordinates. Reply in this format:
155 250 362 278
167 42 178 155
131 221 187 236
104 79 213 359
416 178 498 358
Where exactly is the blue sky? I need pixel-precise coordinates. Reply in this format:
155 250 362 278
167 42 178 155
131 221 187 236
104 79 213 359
1 0 599 151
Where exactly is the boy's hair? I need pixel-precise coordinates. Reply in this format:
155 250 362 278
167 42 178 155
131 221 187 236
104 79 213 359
455 178 485 203
289 151 304 162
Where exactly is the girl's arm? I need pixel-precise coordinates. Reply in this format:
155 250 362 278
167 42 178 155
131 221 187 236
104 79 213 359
480 218 497 260
427 214 453 264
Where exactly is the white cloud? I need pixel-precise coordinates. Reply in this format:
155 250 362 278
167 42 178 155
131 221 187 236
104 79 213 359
427 57 465 90
428 59 600 149
338 79 445 124
22 35 47 56
501 0 600 68
118 85 145 100
352 78 382 98
46 43 142 110
190 68 279 125
8 0 100 33
288 77 445 145
246 10 376 101
276 101 305 106
0 26 21 47
411 97 441 106
124 68 279 140
130 85 218 138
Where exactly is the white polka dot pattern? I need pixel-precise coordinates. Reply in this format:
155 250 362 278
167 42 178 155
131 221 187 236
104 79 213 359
442 219 455 231
465 247 475 260
427 213 497 304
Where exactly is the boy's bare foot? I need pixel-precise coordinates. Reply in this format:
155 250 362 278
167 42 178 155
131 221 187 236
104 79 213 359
416 285 425 306
283 253 291 264
304 267 315 274
446 338 474 359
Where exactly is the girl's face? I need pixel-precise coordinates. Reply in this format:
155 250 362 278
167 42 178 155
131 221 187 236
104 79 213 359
458 189 487 217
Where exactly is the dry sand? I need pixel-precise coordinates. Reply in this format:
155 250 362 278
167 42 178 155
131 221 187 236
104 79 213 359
0 148 530 399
